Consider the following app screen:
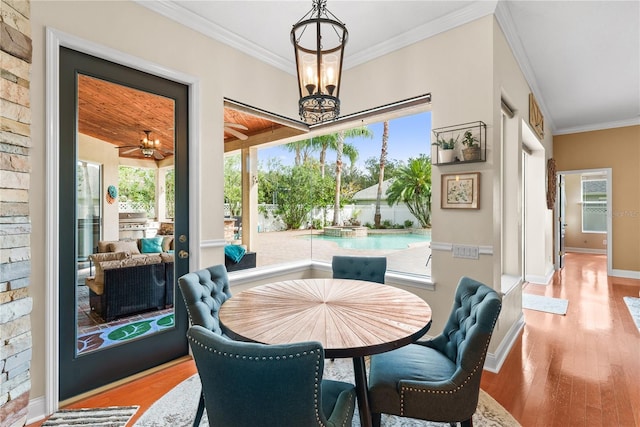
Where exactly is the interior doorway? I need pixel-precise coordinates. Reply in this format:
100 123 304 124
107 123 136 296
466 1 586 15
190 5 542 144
521 122 550 285
556 169 612 274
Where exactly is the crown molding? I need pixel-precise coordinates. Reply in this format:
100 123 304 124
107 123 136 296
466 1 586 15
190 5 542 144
134 0 295 74
137 1 501 75
494 0 556 135
345 1 498 69
553 116 640 135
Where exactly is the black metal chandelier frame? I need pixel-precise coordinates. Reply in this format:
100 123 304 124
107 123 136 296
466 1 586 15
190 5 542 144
291 0 348 124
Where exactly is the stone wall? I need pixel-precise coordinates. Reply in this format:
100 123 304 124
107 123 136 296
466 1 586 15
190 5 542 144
0 0 33 426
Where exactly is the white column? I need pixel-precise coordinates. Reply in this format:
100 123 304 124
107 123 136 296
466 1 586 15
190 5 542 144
241 148 258 251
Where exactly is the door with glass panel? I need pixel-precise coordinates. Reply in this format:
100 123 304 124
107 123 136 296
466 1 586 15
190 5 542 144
59 47 190 400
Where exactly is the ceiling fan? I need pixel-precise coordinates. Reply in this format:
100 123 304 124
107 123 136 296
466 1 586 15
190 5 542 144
224 122 249 140
119 130 173 160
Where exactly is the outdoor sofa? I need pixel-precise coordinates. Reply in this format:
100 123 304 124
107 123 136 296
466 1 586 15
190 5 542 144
85 237 175 321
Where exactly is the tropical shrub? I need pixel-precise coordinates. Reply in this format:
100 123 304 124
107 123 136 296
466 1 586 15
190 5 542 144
386 155 432 228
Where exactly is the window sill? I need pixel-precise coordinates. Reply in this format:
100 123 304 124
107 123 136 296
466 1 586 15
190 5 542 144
228 260 434 290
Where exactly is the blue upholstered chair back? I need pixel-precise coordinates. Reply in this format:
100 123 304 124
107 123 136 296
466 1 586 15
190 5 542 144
426 276 501 370
332 255 387 284
178 264 232 334
187 325 354 427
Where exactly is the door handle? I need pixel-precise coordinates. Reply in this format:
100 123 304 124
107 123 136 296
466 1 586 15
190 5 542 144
178 250 189 259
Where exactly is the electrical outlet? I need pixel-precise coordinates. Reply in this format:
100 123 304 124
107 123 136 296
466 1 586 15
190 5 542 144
452 244 479 259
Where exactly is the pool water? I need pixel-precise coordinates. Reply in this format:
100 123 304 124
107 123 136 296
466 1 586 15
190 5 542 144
303 232 431 250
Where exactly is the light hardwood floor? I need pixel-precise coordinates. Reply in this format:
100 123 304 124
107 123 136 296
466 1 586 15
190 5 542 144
29 252 639 427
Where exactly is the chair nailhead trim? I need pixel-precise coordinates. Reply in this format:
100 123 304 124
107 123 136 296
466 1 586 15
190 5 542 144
188 335 346 426
399 305 501 416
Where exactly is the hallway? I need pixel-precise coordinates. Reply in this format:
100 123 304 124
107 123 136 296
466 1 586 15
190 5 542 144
481 252 640 426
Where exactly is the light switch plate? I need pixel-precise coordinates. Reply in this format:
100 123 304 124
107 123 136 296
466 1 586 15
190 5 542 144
452 244 479 259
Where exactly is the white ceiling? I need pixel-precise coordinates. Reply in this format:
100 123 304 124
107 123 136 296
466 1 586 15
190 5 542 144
139 0 640 135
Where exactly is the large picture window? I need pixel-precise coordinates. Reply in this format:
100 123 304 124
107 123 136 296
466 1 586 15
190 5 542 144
581 178 607 233
224 110 433 278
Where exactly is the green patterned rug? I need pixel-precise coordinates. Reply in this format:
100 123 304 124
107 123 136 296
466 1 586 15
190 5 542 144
77 313 174 355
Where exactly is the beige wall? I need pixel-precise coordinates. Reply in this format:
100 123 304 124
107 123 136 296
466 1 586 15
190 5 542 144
554 126 640 272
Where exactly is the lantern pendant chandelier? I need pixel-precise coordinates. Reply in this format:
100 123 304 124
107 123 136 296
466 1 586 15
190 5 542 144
291 0 348 124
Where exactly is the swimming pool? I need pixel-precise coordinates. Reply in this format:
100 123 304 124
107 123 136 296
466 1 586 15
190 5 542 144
302 232 431 250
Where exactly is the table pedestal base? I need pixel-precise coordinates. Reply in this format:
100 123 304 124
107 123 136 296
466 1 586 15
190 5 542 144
353 356 372 427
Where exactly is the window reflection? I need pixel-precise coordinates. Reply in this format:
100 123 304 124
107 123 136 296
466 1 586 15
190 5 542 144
76 76 176 355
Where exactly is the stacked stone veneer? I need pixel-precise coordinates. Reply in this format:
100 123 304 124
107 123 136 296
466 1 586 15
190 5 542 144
0 1 33 426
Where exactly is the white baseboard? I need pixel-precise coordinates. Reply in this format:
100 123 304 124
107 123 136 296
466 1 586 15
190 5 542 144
565 247 607 255
525 274 549 285
27 396 46 425
525 266 555 285
484 313 525 373
611 269 640 280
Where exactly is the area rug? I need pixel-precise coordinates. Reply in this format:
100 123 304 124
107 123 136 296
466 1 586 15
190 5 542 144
522 293 568 315
623 296 640 331
134 358 520 427
77 312 174 355
42 406 138 426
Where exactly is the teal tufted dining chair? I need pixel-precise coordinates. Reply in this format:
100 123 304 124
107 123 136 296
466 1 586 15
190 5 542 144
187 325 357 427
331 255 387 284
178 264 233 427
368 276 502 427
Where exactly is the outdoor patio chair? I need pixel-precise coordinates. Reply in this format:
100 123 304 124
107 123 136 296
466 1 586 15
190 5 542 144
187 325 356 427
368 276 502 427
178 264 233 427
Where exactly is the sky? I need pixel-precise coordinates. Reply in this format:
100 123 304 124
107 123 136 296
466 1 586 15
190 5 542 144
259 111 432 171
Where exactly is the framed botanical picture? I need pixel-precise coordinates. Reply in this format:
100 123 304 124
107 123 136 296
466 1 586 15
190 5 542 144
441 172 480 209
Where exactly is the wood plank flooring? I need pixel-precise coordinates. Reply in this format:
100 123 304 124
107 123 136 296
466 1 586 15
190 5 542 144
481 253 640 427
28 253 639 427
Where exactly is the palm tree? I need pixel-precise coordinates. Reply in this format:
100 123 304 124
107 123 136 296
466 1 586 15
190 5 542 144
374 121 389 227
284 140 315 166
311 127 372 178
332 131 345 225
311 134 334 178
386 155 432 228
331 127 373 225
343 144 359 173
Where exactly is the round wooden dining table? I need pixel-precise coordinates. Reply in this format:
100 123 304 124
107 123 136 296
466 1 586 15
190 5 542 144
219 278 432 427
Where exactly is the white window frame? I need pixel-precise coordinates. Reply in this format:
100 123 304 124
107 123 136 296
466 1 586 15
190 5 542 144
581 178 607 234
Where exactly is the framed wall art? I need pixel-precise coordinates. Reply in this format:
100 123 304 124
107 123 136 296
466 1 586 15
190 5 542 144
529 93 544 140
441 172 480 209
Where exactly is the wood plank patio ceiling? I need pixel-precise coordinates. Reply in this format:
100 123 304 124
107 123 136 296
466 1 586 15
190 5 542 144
77 75 308 160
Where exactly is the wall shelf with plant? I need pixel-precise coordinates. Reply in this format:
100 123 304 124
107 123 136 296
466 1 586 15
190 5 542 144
432 121 486 165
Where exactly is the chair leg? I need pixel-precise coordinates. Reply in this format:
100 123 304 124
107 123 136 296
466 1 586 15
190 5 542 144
372 412 382 427
461 418 473 427
193 390 205 427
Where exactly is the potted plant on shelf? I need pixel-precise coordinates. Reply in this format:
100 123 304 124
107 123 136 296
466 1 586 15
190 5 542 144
432 135 458 163
461 130 481 161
